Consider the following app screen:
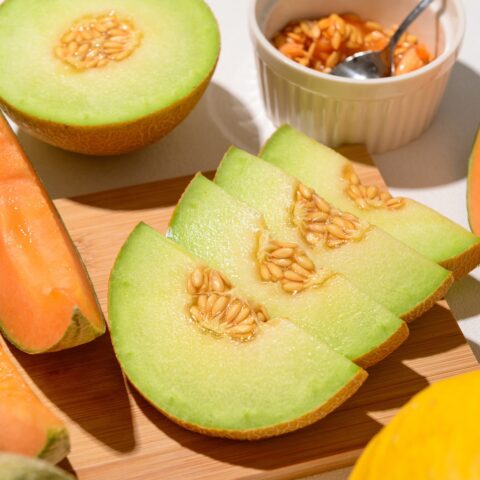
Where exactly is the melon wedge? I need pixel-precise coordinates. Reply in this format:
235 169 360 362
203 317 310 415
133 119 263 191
109 223 366 439
0 454 74 479
0 114 105 352
350 371 480 480
467 128 480 235
261 126 480 279
215 147 452 321
168 174 408 367
0 0 220 155
0 340 69 463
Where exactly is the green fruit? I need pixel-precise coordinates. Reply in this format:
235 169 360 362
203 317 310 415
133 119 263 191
0 0 220 155
109 223 366 439
261 125 480 279
168 174 408 367
215 147 453 321
0 453 75 480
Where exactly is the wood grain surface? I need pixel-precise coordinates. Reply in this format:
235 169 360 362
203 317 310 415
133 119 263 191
5 145 478 480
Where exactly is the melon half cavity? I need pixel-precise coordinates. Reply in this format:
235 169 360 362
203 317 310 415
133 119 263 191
168 174 408 367
261 126 480 278
0 0 220 155
109 223 366 439
214 147 453 321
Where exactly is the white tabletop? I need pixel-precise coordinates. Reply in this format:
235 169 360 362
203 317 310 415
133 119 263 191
8 1 480 478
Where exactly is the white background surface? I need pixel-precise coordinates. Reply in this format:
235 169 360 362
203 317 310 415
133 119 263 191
7 0 480 478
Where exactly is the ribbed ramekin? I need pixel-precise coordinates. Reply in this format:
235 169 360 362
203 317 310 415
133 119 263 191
249 0 465 153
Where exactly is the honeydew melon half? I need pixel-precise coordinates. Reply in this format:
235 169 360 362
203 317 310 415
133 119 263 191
215 147 453 322
109 223 366 439
0 454 75 480
261 126 480 279
168 174 408 368
0 0 220 155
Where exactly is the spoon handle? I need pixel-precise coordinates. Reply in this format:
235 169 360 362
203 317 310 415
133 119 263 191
390 0 435 49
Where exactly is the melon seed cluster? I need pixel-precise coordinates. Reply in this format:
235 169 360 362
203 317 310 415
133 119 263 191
294 183 368 248
257 233 333 293
343 167 405 210
187 266 268 342
55 11 142 70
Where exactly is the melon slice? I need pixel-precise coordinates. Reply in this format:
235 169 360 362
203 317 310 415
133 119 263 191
0 0 220 155
261 126 480 279
350 370 480 480
0 340 69 463
467 128 480 235
215 147 452 321
0 113 105 352
168 174 408 367
0 454 74 479
109 223 366 439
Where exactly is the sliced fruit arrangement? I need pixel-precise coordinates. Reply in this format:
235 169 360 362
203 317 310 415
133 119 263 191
109 223 366 439
0 454 74 480
261 125 480 279
168 174 408 367
0 340 69 463
0 0 220 155
350 370 480 480
215 147 453 321
0 113 105 352
467 128 480 235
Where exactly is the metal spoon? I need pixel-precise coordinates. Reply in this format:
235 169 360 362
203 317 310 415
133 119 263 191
331 0 434 79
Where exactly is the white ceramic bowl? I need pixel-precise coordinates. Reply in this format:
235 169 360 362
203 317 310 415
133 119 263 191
250 0 465 153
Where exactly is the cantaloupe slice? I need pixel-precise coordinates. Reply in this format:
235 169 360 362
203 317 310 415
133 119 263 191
0 114 105 352
350 370 480 480
109 223 366 439
261 126 480 279
0 340 69 463
168 174 408 367
215 147 453 321
0 454 74 479
0 0 220 155
467 128 480 235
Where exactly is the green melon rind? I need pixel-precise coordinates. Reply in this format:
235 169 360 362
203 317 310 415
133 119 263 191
0 453 75 480
109 223 365 437
260 125 480 279
0 0 220 126
214 147 453 320
168 174 408 365
36 428 70 465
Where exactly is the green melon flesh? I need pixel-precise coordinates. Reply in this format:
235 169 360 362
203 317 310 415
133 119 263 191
0 0 219 126
260 126 480 278
109 223 364 438
0 454 74 480
215 147 452 320
168 175 407 366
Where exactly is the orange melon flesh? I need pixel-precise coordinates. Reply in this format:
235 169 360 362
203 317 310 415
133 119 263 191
468 128 480 235
0 114 105 352
0 340 70 463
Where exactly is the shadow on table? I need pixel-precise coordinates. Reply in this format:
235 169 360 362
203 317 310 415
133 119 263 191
130 303 465 473
16 82 261 200
447 274 480 361
10 335 136 454
375 62 480 189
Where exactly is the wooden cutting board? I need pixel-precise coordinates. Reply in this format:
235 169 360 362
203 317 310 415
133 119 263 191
6 145 478 480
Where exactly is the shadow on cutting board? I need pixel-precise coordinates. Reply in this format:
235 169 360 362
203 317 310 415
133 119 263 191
10 334 136 454
129 303 464 472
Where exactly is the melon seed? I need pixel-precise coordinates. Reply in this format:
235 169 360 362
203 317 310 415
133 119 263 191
54 11 142 71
